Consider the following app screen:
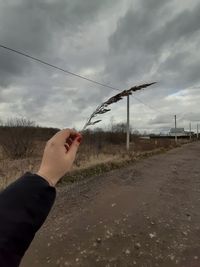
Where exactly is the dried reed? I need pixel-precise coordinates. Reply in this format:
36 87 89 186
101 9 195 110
82 82 156 131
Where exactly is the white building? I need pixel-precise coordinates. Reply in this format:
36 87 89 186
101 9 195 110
169 128 187 137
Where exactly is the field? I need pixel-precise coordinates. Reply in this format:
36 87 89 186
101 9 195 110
0 132 182 189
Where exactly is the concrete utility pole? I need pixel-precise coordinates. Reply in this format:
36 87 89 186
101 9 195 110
126 95 130 151
189 122 192 141
125 85 153 151
197 123 199 139
174 115 177 144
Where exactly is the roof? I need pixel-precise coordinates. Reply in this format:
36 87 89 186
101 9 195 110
170 128 185 133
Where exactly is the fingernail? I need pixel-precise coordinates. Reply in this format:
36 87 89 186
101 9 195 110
64 144 69 151
76 136 82 143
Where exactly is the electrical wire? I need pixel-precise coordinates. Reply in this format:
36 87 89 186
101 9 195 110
132 95 165 114
1 44 197 121
0 43 162 114
1 44 198 134
0 44 120 91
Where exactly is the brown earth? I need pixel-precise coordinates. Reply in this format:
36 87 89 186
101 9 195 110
21 141 200 267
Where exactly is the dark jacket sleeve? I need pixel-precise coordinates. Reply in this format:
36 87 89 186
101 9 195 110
0 172 56 267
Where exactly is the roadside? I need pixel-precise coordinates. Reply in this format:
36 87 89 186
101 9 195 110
0 138 181 189
20 141 200 267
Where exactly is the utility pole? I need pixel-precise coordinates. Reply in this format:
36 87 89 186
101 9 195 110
126 95 130 151
125 85 153 151
189 122 192 141
174 115 177 144
197 123 199 139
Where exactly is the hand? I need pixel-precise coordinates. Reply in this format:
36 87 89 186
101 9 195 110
37 129 82 186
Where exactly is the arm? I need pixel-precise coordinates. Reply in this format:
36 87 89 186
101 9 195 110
0 172 56 267
0 129 82 267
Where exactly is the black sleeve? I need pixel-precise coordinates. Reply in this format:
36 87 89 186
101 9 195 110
0 172 56 267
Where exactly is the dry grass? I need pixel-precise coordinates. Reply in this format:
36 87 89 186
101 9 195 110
0 158 41 189
82 83 156 130
0 137 184 189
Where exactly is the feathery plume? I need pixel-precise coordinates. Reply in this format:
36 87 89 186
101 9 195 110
81 82 156 131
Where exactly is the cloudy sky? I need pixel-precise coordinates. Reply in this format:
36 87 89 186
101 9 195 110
0 0 200 133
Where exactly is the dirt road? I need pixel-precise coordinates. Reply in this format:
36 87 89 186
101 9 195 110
21 142 200 267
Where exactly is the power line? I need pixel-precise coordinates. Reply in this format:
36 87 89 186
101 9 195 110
132 95 164 114
0 44 197 135
1 44 197 120
0 43 161 113
0 44 119 91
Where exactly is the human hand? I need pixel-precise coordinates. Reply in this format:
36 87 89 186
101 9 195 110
37 129 82 186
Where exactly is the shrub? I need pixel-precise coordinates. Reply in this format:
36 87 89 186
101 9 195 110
0 118 36 159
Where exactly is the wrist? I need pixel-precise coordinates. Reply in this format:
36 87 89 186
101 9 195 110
36 170 56 187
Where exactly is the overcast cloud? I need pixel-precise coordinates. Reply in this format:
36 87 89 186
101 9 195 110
0 0 200 133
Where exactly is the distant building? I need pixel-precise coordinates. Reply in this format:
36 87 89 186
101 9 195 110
169 128 186 137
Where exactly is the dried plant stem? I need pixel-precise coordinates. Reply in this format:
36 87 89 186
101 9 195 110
81 82 156 131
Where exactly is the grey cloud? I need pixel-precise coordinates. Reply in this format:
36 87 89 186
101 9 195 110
149 114 173 125
0 0 118 127
0 0 200 132
0 0 116 87
146 5 200 54
181 112 200 122
105 0 200 92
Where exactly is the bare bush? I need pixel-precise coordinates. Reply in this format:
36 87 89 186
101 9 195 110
0 118 36 159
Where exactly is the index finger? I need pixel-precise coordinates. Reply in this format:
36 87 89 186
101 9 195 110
53 129 78 144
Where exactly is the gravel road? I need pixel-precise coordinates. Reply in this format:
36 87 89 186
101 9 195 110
21 142 200 267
